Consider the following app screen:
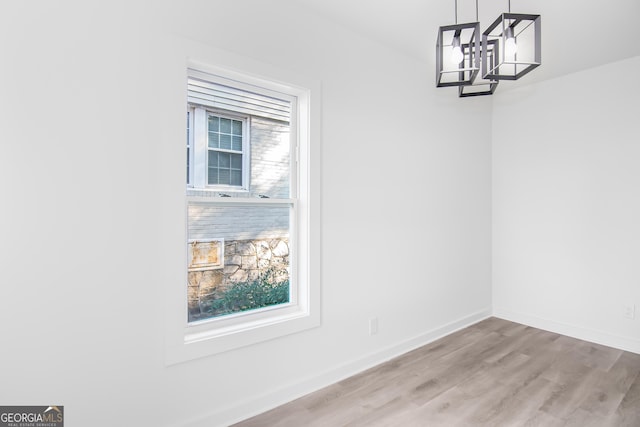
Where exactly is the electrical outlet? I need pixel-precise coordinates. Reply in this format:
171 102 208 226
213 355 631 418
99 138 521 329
369 317 379 336
623 304 635 319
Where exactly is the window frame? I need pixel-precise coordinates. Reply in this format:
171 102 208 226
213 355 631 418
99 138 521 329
205 112 247 189
165 59 321 365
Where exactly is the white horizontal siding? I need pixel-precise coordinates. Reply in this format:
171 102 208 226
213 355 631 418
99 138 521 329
188 69 291 122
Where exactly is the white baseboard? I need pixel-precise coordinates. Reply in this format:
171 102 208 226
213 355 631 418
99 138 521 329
493 308 640 355
183 308 492 427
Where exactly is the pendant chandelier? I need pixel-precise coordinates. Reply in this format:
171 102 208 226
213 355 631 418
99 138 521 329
435 0 480 88
436 0 541 97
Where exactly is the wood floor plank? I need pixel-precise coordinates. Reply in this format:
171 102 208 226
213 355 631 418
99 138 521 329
606 351 640 394
232 318 640 427
572 340 623 371
342 397 417 427
614 370 640 427
481 325 539 364
520 409 566 427
537 351 608 420
562 408 610 427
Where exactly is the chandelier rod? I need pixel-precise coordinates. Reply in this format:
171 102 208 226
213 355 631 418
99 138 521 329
454 0 458 24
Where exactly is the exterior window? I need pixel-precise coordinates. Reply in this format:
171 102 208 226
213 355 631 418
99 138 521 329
188 107 249 191
206 115 244 186
167 63 319 364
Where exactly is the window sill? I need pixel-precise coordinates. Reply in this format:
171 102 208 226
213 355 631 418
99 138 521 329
166 304 319 365
186 188 250 197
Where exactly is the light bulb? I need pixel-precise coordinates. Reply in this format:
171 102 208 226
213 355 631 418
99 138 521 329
450 37 464 65
451 46 464 65
504 27 518 56
505 36 517 56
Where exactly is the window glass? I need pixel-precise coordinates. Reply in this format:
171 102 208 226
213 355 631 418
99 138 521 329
220 133 231 150
220 117 231 134
187 203 292 322
232 120 242 135
185 70 297 326
208 115 219 132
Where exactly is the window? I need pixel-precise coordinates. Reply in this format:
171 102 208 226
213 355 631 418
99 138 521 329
165 64 319 364
206 115 244 186
186 69 293 324
188 106 249 190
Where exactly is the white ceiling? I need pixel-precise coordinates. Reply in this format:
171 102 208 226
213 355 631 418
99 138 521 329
296 0 640 86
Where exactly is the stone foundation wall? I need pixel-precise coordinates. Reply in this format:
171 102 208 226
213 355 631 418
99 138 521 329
188 237 289 321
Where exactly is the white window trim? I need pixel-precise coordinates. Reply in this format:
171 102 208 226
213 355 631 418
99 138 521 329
165 58 321 365
187 107 195 187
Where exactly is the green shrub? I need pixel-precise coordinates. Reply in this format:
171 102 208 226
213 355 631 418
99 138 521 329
204 272 289 317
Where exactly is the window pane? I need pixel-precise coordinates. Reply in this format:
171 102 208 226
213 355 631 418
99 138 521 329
244 119 290 198
207 167 217 185
208 132 219 149
220 134 231 150
220 118 231 133
230 170 242 186
208 150 218 166
190 107 290 196
232 136 242 151
207 151 243 187
187 203 291 322
208 115 219 132
232 120 242 135
230 154 242 169
219 153 230 168
208 151 219 185
218 169 230 185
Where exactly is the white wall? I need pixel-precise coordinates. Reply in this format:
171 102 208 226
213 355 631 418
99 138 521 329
493 56 640 354
0 1 491 426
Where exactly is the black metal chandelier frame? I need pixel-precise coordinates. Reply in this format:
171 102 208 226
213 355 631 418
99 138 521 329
436 0 541 97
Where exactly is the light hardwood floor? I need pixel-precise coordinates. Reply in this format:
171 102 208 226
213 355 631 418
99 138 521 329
233 317 640 426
